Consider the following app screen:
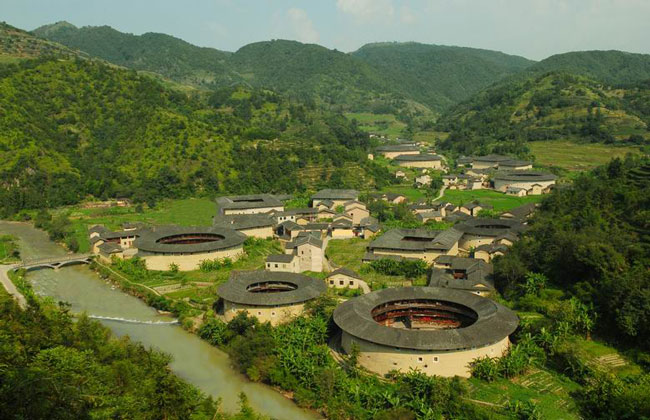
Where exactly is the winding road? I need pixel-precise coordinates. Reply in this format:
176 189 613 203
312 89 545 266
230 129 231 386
0 264 26 308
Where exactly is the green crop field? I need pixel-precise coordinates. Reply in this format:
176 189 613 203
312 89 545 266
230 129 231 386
530 140 643 171
439 189 543 212
345 112 407 137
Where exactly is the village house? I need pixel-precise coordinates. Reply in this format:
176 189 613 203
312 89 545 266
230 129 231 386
285 232 325 272
344 200 370 225
265 254 299 273
417 210 444 223
500 202 539 223
395 170 407 180
442 175 458 187
376 144 420 159
393 153 443 169
268 208 318 224
364 228 463 263
453 218 526 251
459 202 492 217
216 194 284 215
473 243 509 262
213 214 275 239
415 174 432 187
326 268 369 292
429 256 495 296
505 186 528 197
312 189 360 208
330 219 355 239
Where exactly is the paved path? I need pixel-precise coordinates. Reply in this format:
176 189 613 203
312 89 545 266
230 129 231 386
0 264 26 308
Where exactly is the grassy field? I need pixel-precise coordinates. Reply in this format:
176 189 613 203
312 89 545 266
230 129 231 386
326 238 428 289
345 112 407 138
438 189 543 212
530 140 643 171
59 198 216 253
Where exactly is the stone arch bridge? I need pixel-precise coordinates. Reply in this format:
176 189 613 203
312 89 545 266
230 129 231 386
15 254 94 272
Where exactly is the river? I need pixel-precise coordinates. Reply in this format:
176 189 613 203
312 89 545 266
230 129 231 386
0 222 318 419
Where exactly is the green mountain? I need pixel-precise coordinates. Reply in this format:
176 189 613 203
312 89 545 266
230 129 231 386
0 56 392 216
351 42 534 110
0 21 83 62
32 21 239 87
437 72 650 155
527 50 650 86
31 23 534 113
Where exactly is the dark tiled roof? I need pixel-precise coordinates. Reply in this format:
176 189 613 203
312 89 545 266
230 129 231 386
218 271 326 306
500 160 532 167
368 228 462 252
317 199 335 208
393 153 442 162
98 242 122 254
333 287 519 350
286 234 323 249
474 154 511 163
278 220 302 230
89 225 107 234
453 218 525 238
376 144 419 152
213 214 275 230
500 203 538 220
312 189 360 200
494 171 557 182
266 254 295 263
327 267 361 280
428 258 495 291
216 194 283 211
134 226 246 254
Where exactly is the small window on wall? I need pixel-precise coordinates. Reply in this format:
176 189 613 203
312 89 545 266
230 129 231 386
417 357 423 363
257 311 262 316
339 280 344 286
433 356 439 363
271 312 276 317
349 281 354 286
275 264 278 268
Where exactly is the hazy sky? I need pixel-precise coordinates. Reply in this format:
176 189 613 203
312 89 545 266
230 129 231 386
4 0 650 60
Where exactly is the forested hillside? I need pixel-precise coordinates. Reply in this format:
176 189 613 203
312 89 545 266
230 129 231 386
495 156 650 349
0 57 392 216
32 21 239 87
437 72 650 155
528 50 650 86
351 42 533 110
0 22 82 62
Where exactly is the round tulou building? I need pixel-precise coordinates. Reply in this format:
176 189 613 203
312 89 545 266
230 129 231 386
334 287 519 377
133 226 247 271
218 270 327 325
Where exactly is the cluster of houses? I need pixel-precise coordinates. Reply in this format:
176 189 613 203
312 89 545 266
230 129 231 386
362 202 537 296
441 154 557 196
